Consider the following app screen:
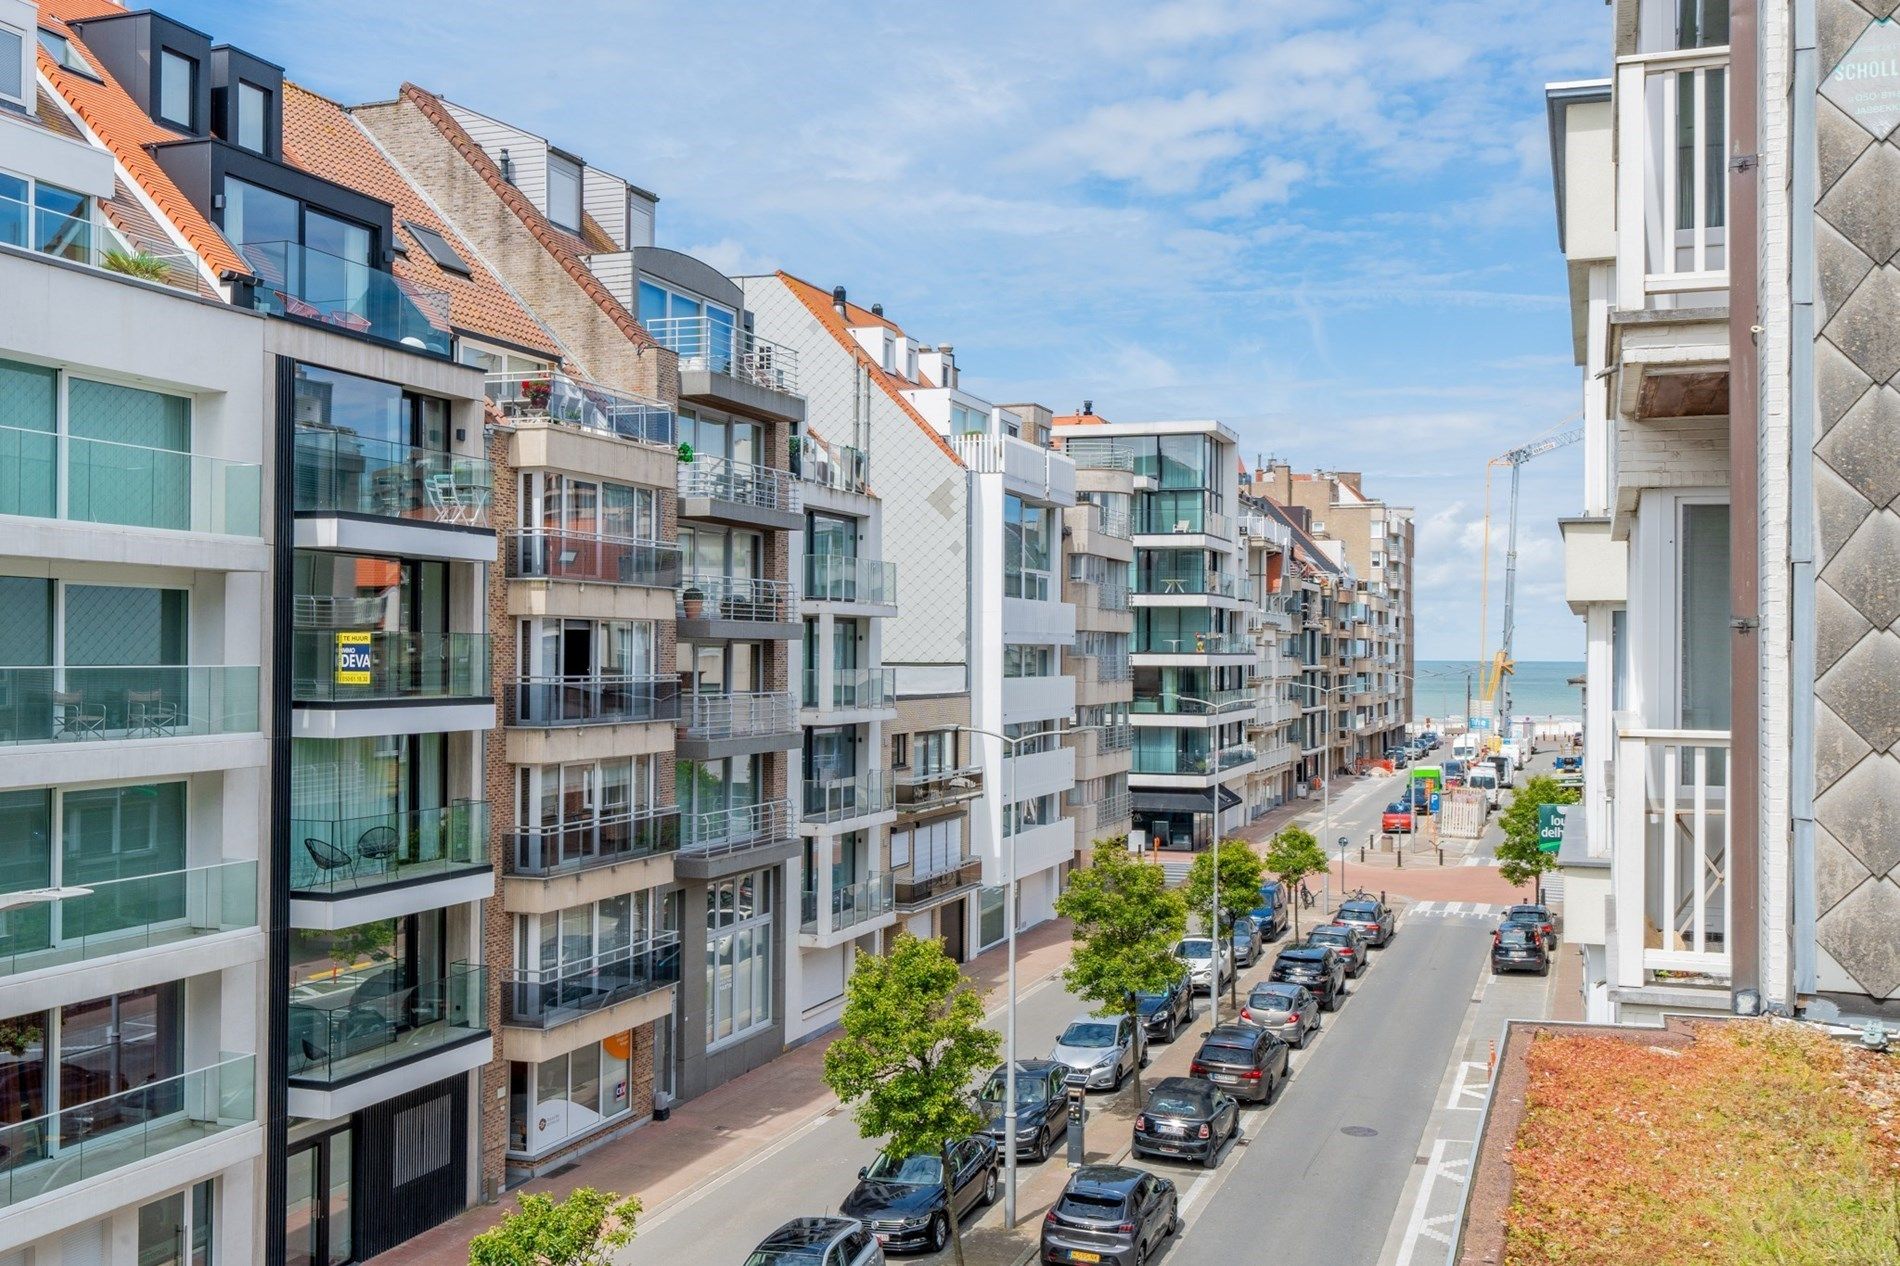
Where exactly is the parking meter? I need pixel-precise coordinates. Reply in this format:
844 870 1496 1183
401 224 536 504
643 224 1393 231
1065 1070 1090 1166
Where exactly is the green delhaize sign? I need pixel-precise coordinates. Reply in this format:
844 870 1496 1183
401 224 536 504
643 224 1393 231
1821 18 1900 139
1537 803 1569 854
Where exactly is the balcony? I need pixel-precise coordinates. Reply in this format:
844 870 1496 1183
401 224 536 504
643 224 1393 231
0 189 199 292
1133 632 1251 658
504 936 682 1031
485 371 675 448
646 316 801 397
676 799 800 880
894 766 983 815
677 690 799 760
1131 743 1255 777
287 963 486 1088
0 1054 254 1211
793 436 870 496
1060 438 1137 473
679 574 798 638
1134 501 1232 541
949 433 1076 504
677 456 800 530
894 857 985 911
804 555 897 610
294 428 493 561
1612 722 1730 989
289 801 488 898
1093 790 1133 829
1613 46 1730 309
0 425 262 538
236 241 451 356
0 666 260 750
0 861 256 979
1134 573 1240 600
1131 689 1254 717
508 675 678 728
506 806 680 878
291 631 490 705
800 875 896 944
507 530 682 590
802 667 897 715
1237 512 1290 549
803 771 896 826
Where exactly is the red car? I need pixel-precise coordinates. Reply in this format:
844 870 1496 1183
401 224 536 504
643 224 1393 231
1381 801 1415 833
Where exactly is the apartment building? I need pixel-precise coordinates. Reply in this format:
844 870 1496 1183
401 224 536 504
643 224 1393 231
745 276 1076 949
1237 498 1299 815
1548 0 1897 1024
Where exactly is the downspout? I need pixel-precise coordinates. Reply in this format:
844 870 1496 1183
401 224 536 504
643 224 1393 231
1788 0 1818 999
1727 0 1763 1009
264 354 295 1265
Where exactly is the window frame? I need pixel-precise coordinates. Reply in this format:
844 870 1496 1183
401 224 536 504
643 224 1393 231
157 48 197 131
235 78 269 153
0 25 25 108
545 153 582 231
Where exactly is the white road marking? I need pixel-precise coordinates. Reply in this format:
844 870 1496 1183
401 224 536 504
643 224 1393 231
1394 1137 1472 1266
1445 1061 1491 1111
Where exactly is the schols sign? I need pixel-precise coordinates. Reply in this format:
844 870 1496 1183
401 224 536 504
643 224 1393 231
1821 18 1900 140
335 631 373 685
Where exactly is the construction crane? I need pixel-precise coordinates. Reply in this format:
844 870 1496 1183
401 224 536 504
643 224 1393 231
1476 422 1584 750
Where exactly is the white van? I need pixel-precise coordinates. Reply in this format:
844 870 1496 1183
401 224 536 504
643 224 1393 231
1501 740 1525 771
1466 767 1501 809
1451 734 1479 762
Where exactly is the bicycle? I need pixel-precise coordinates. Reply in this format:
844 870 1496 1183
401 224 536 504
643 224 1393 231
1297 882 1315 909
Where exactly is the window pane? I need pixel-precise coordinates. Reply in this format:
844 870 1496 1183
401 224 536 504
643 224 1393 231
66 379 193 529
138 1192 185 1266
0 29 21 102
159 50 193 127
1679 504 1730 730
191 1179 213 1266
64 585 187 665
0 576 52 664
570 1042 601 1115
223 178 298 249
238 81 267 151
547 156 581 230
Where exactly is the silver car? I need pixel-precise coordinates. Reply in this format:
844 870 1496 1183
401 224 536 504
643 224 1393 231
1238 981 1320 1049
1230 915 1265 968
1050 1012 1145 1091
1173 936 1234 995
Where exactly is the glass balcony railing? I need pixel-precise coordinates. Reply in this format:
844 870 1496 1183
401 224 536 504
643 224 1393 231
507 805 680 878
237 241 451 355
294 428 492 529
679 799 793 857
1134 631 1249 655
894 767 983 814
291 630 490 704
1130 689 1254 716
792 436 869 493
679 691 796 741
894 857 984 909
645 317 801 395
287 963 485 1085
803 771 895 824
801 874 895 935
504 936 682 1030
677 455 798 514
1131 743 1253 775
679 575 793 623
508 674 678 727
802 667 896 713
485 371 675 447
0 1054 254 1209
507 529 681 588
1135 500 1232 540
1135 572 1239 598
289 801 487 894
0 861 257 975
804 555 896 606
0 191 199 290
0 666 259 746
0 425 262 536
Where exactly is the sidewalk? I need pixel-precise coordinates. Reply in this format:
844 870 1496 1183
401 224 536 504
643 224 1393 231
365 917 1079 1265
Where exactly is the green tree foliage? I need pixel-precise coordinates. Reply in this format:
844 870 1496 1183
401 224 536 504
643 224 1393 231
1183 841 1266 1012
1056 838 1188 1101
822 932 1001 1265
467 1188 640 1266
1262 825 1329 936
1496 774 1580 890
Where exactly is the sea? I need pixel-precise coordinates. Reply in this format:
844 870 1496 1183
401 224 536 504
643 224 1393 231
1410 659 1584 725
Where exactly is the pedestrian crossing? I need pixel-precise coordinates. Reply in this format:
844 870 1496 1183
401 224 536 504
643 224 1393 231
1405 901 1506 920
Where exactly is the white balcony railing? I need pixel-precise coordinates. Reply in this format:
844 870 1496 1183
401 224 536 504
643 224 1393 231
645 317 801 395
1615 45 1730 307
677 455 799 514
950 434 1077 503
1612 720 1731 988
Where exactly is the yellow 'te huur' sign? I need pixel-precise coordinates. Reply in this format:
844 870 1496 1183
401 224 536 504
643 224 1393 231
335 631 373 686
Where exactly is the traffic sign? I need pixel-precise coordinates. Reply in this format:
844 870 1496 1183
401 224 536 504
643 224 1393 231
1429 793 1441 814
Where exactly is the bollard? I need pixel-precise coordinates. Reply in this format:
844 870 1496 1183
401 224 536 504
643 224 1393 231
1487 1040 1497 1077
1397 849 1403 869
1359 846 1365 864
1438 846 1444 866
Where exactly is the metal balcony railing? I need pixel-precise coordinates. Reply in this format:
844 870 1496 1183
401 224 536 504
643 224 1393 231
801 874 896 935
507 529 682 589
504 936 682 1029
1615 45 1731 306
645 317 801 395
679 574 794 622
509 674 679 727
1094 790 1133 828
507 805 680 877
679 799 794 856
1612 721 1731 986
485 371 675 447
894 767 984 814
803 771 895 824
804 554 897 606
895 857 985 909
679 691 797 741
1061 438 1138 472
677 455 798 514
802 667 897 712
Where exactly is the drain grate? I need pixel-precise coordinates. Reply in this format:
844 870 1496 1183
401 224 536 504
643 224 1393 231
1340 1125 1378 1138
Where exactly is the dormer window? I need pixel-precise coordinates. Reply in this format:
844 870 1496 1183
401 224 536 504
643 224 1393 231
546 153 581 231
0 25 23 110
37 30 95 78
158 48 195 129
236 80 268 152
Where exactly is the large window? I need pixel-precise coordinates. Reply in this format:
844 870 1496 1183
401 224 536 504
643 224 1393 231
706 871 773 1047
546 154 582 231
1004 644 1056 677
237 80 269 153
286 911 451 1078
0 172 89 263
1004 495 1052 600
1004 793 1059 837
158 49 195 129
676 411 760 466
289 734 447 887
514 893 649 994
1678 503 1730 731
509 1031 637 1156
137 1181 215 1266
524 472 660 542
640 284 737 372
0 26 22 106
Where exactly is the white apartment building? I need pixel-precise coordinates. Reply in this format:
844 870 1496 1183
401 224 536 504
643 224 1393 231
1237 502 1300 815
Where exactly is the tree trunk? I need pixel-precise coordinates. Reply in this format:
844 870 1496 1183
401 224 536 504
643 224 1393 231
1127 1000 1145 1105
943 1138 967 1266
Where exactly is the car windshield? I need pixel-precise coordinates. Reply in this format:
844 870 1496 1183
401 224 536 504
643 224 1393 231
863 1152 944 1185
980 1073 1049 1107
1056 1192 1128 1222
1341 902 1379 917
1060 1021 1118 1048
1175 939 1213 958
1499 928 1535 947
1386 801 1410 813
1232 919 1255 934
1147 1087 1211 1115
746 1252 826 1266
1250 988 1298 1009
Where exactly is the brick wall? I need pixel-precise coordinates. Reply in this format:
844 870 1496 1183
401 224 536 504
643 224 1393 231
478 419 518 1199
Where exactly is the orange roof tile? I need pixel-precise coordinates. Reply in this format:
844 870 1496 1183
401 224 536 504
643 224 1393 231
281 82 560 360
778 272 963 468
1051 411 1109 427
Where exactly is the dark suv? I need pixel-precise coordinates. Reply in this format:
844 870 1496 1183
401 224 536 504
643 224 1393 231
1270 946 1346 1011
1188 1024 1289 1104
1134 969 1195 1043
977 1059 1070 1162
1040 1166 1178 1265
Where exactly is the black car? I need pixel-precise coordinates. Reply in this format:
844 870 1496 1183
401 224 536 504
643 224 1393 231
1334 895 1397 947
1305 922 1370 978
841 1136 998 1255
977 1059 1070 1162
1491 925 1550 975
1134 969 1195 1043
1041 1165 1178 1265
746 1217 884 1266
1270 946 1346 1011
1187 1024 1289 1106
1502 903 1559 950
1132 1076 1240 1167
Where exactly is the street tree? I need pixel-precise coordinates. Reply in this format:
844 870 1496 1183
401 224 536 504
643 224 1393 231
822 932 1000 1265
1495 773 1580 895
1182 841 1265 1014
1262 825 1329 937
1055 837 1188 1103
467 1187 639 1266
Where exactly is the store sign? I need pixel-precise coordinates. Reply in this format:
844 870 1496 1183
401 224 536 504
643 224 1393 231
1537 803 1569 853
1821 19 1900 139
335 631 373 685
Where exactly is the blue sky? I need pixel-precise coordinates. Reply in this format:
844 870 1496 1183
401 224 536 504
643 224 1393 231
171 0 1608 661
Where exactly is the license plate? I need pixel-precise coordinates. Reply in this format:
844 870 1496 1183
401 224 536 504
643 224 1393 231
1213 1073 1240 1084
1159 1122 1184 1135
875 1234 889 1244
1072 1253 1102 1264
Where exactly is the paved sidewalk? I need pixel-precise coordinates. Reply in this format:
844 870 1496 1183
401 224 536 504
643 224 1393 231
365 918 1078 1265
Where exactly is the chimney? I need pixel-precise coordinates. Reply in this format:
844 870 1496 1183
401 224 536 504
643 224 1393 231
499 148 515 185
832 286 847 314
871 303 883 317
939 345 956 388
1082 400 1093 415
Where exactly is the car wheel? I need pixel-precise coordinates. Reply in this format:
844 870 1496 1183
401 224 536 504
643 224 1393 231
1033 1125 1048 1163
1112 1060 1125 1092
983 1166 999 1206
1169 1197 1182 1235
928 1213 948 1253
1164 1015 1177 1043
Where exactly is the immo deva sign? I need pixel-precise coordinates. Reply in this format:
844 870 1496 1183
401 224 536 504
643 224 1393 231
1820 18 1900 138
335 630 373 686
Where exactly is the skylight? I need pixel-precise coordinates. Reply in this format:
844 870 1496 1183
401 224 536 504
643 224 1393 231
402 220 470 277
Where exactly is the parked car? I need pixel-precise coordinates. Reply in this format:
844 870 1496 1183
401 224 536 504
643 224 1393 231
1486 752 1516 789
1554 753 1584 773
1229 915 1265 968
747 1217 884 1266
977 1059 1070 1162
1383 746 1410 769
1040 1165 1178 1265
1051 1012 1145 1091
1381 800 1416 833
1466 766 1501 809
1404 782 1434 814
1253 881 1290 940
1188 1023 1290 1106
1442 758 1468 787
1305 923 1370 978
1334 894 1397 947
1270 946 1346 1011
1132 1076 1241 1167
1490 924 1550 976
1134 969 1195 1043
1501 740 1526 770
1239 981 1321 1048
1501 904 1559 950
840 1138 997 1255
1173 936 1234 995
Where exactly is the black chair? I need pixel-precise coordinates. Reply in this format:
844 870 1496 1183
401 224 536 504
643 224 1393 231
302 837 353 884
356 825 399 873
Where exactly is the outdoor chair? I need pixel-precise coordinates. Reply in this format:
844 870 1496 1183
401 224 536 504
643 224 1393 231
356 825 400 872
52 691 106 740
126 689 181 738
302 837 354 884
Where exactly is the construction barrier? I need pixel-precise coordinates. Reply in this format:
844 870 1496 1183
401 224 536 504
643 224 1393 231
1439 788 1489 839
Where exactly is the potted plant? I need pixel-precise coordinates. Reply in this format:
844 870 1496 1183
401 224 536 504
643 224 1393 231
101 249 172 282
519 376 553 413
681 585 705 619
677 441 696 464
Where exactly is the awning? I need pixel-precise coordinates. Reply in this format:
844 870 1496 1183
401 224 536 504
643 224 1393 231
1133 786 1243 815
